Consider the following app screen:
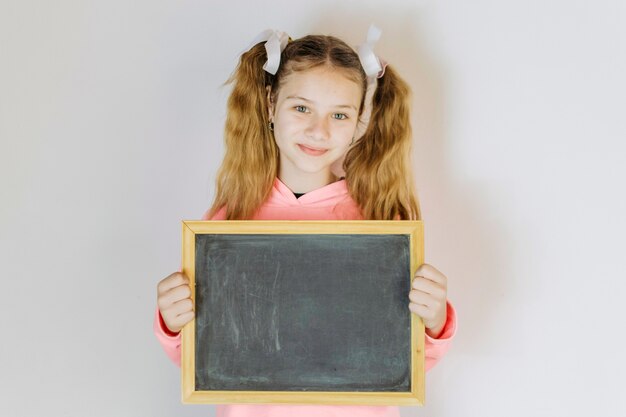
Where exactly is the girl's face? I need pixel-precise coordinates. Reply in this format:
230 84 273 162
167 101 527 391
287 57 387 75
267 66 362 191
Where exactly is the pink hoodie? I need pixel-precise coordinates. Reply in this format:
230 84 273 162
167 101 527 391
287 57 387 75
154 177 457 417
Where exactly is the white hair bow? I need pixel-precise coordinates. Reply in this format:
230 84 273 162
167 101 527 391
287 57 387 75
241 29 290 75
352 24 388 143
357 24 388 79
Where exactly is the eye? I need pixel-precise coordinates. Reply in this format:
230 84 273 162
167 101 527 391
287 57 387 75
333 113 348 120
295 105 308 113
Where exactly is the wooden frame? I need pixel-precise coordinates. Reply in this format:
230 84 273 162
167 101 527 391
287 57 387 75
181 220 425 405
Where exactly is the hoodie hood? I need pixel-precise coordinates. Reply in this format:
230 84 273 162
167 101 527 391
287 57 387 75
267 177 350 207
204 177 363 221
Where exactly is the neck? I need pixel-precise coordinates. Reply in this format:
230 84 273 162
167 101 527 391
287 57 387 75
278 170 338 194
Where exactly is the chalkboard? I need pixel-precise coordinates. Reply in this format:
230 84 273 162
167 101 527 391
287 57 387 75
181 220 425 406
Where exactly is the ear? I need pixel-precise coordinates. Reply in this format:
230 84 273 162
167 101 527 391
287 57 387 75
266 86 274 120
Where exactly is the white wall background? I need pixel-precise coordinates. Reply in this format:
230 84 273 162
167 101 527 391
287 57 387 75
1 1 624 416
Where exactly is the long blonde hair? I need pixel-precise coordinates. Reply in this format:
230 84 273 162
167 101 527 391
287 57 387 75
208 33 421 220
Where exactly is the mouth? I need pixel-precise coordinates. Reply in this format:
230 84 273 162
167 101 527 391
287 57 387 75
298 144 329 156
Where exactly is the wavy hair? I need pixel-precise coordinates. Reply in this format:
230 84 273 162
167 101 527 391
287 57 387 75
208 33 420 220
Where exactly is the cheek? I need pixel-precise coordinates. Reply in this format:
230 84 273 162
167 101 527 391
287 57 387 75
338 122 357 142
273 122 295 143
272 129 293 152
277 109 304 126
272 130 289 150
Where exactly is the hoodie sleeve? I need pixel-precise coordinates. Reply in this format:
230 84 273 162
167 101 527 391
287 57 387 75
424 299 458 372
153 305 183 367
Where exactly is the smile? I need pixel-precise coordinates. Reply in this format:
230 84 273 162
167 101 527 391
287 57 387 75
298 144 329 156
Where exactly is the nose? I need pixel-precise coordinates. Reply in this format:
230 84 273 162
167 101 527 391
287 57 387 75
305 114 330 141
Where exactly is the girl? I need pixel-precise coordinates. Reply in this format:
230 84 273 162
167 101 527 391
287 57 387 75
154 25 457 417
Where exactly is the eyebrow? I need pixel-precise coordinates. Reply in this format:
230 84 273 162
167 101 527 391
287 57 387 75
285 95 357 111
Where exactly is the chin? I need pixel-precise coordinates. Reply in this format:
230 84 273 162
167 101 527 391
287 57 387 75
287 154 336 174
294 162 332 174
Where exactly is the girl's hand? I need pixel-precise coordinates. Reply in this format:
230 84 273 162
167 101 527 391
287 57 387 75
409 263 448 338
157 272 195 334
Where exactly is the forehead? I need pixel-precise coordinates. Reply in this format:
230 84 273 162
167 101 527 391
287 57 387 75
277 67 362 106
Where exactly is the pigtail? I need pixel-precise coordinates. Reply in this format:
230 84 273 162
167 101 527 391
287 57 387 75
344 65 421 220
207 43 279 220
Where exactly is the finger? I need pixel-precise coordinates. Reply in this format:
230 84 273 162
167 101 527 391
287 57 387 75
408 289 432 306
415 263 440 275
411 289 445 313
411 277 446 298
169 297 194 316
408 302 435 323
161 299 194 327
158 284 192 310
414 264 447 286
174 311 195 327
166 311 195 332
157 272 189 295
411 290 444 313
411 276 438 292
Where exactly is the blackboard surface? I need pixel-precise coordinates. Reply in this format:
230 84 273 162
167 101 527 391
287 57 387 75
194 233 412 392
